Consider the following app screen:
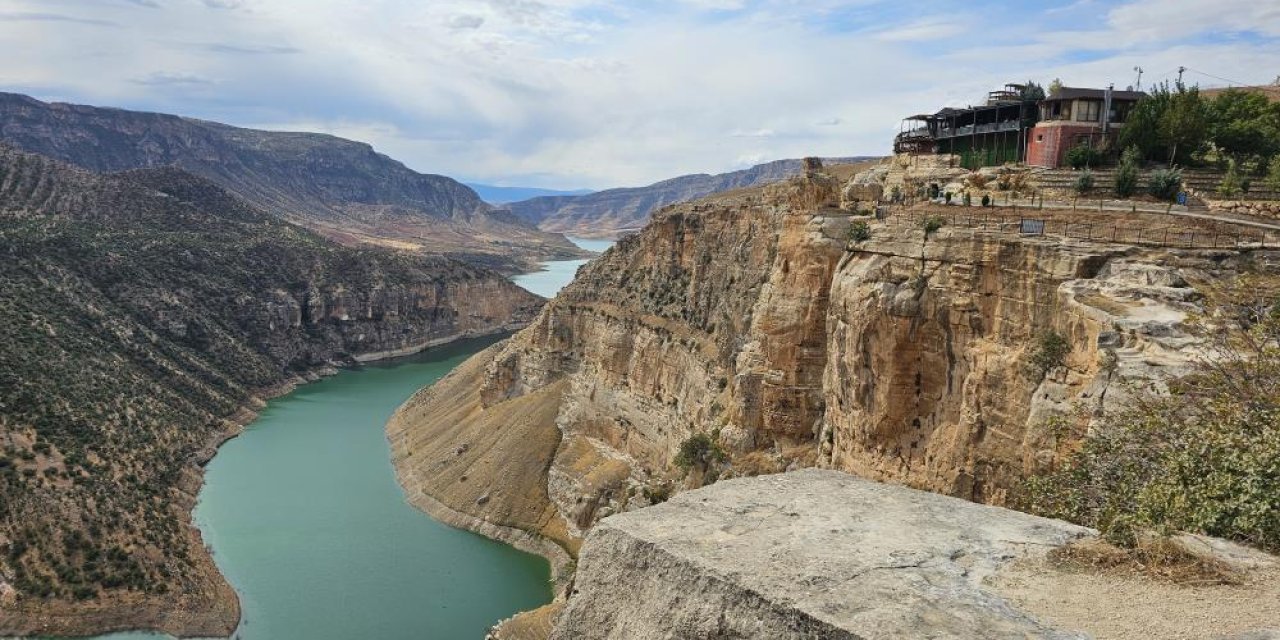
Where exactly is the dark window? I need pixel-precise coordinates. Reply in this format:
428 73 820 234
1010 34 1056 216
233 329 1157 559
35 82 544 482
1076 100 1100 122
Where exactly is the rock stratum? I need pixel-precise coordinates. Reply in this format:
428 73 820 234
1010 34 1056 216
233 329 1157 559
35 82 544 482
389 159 1279 637
0 92 589 273
0 145 543 637
502 156 875 239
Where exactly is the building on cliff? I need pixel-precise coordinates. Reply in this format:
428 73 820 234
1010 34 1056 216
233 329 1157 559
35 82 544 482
1026 86 1146 168
894 83 1039 169
896 83 1146 169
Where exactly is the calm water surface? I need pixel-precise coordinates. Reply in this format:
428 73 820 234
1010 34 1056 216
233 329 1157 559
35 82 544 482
79 236 613 640
511 236 615 298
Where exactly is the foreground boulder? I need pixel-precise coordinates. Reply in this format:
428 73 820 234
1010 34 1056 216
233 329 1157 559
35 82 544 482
550 470 1279 640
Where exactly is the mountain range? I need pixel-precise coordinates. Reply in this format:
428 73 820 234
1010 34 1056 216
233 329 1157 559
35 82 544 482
466 184 593 205
501 156 877 238
0 93 588 273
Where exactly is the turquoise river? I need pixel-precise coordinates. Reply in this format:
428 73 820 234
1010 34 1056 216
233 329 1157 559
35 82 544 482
79 236 612 640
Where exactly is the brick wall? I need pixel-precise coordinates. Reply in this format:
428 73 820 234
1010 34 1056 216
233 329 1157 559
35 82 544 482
1026 124 1105 168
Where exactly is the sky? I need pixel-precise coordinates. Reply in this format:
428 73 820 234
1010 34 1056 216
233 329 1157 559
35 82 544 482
2 0 1279 189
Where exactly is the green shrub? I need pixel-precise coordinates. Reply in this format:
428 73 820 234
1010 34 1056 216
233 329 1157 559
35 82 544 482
642 484 671 504
1066 144 1102 169
962 191 972 206
1026 331 1070 380
1024 281 1280 551
674 433 725 471
944 191 953 204
1147 167 1183 202
848 221 871 243
922 215 945 236
1267 156 1280 193
1217 159 1244 198
1074 169 1095 194
981 193 992 207
1115 146 1141 198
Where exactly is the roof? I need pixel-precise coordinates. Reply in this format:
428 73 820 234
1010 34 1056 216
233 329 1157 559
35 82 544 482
1046 87 1146 102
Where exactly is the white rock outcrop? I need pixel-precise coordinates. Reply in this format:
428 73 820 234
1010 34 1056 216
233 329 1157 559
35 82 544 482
551 469 1092 639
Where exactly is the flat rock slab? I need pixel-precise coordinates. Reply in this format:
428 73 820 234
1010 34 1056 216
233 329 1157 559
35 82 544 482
552 469 1093 639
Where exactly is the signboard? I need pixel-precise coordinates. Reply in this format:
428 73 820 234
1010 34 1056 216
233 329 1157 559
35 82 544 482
1020 219 1046 235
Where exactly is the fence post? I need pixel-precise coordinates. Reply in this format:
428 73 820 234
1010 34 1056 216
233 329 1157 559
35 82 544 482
1163 229 1168 244
1188 232 1194 248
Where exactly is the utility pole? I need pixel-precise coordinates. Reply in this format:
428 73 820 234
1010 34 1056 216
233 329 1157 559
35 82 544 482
1133 66 1143 91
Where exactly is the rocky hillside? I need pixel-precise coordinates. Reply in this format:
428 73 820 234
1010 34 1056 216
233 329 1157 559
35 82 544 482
388 160 1276 595
503 156 875 238
0 145 542 637
0 92 588 272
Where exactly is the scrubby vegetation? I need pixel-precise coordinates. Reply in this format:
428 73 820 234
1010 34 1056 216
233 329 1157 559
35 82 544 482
1025 279 1280 552
1073 169 1095 194
848 221 871 243
1066 145 1102 170
674 433 726 473
1147 167 1184 202
922 215 945 236
1026 331 1071 380
0 148 503 604
1114 146 1141 198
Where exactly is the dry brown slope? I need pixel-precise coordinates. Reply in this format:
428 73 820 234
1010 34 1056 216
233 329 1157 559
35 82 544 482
387 346 577 571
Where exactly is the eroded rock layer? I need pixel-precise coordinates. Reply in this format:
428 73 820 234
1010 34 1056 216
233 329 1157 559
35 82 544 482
389 163 1272 592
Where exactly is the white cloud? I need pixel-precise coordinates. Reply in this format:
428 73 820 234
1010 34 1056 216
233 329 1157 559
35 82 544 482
0 0 1276 189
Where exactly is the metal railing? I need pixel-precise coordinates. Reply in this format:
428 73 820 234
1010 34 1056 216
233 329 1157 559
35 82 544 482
880 207 1277 250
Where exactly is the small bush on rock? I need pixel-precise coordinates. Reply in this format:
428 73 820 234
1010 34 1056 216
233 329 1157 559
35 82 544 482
674 433 726 471
922 215 945 236
1026 331 1070 380
849 221 871 243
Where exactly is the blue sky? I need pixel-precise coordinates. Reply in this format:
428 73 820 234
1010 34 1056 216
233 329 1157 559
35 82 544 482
1 0 1278 188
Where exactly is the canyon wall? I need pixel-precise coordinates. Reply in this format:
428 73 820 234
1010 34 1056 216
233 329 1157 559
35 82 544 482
389 162 1266 610
0 146 544 638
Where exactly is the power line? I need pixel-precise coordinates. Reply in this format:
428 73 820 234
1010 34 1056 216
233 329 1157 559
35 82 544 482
1182 67 1280 94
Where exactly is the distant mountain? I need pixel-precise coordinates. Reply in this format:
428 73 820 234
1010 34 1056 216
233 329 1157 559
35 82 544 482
0 92 589 272
0 144 542 636
503 156 879 238
465 183 592 204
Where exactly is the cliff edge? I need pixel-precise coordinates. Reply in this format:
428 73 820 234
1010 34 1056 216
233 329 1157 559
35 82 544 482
552 470 1279 640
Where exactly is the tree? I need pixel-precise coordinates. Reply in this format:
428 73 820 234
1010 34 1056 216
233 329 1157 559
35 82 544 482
1208 89 1280 163
1020 80 1046 102
1048 78 1063 96
1119 86 1171 162
1161 83 1209 166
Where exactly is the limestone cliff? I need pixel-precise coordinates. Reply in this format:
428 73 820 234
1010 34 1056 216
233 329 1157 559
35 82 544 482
388 161 1273 603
